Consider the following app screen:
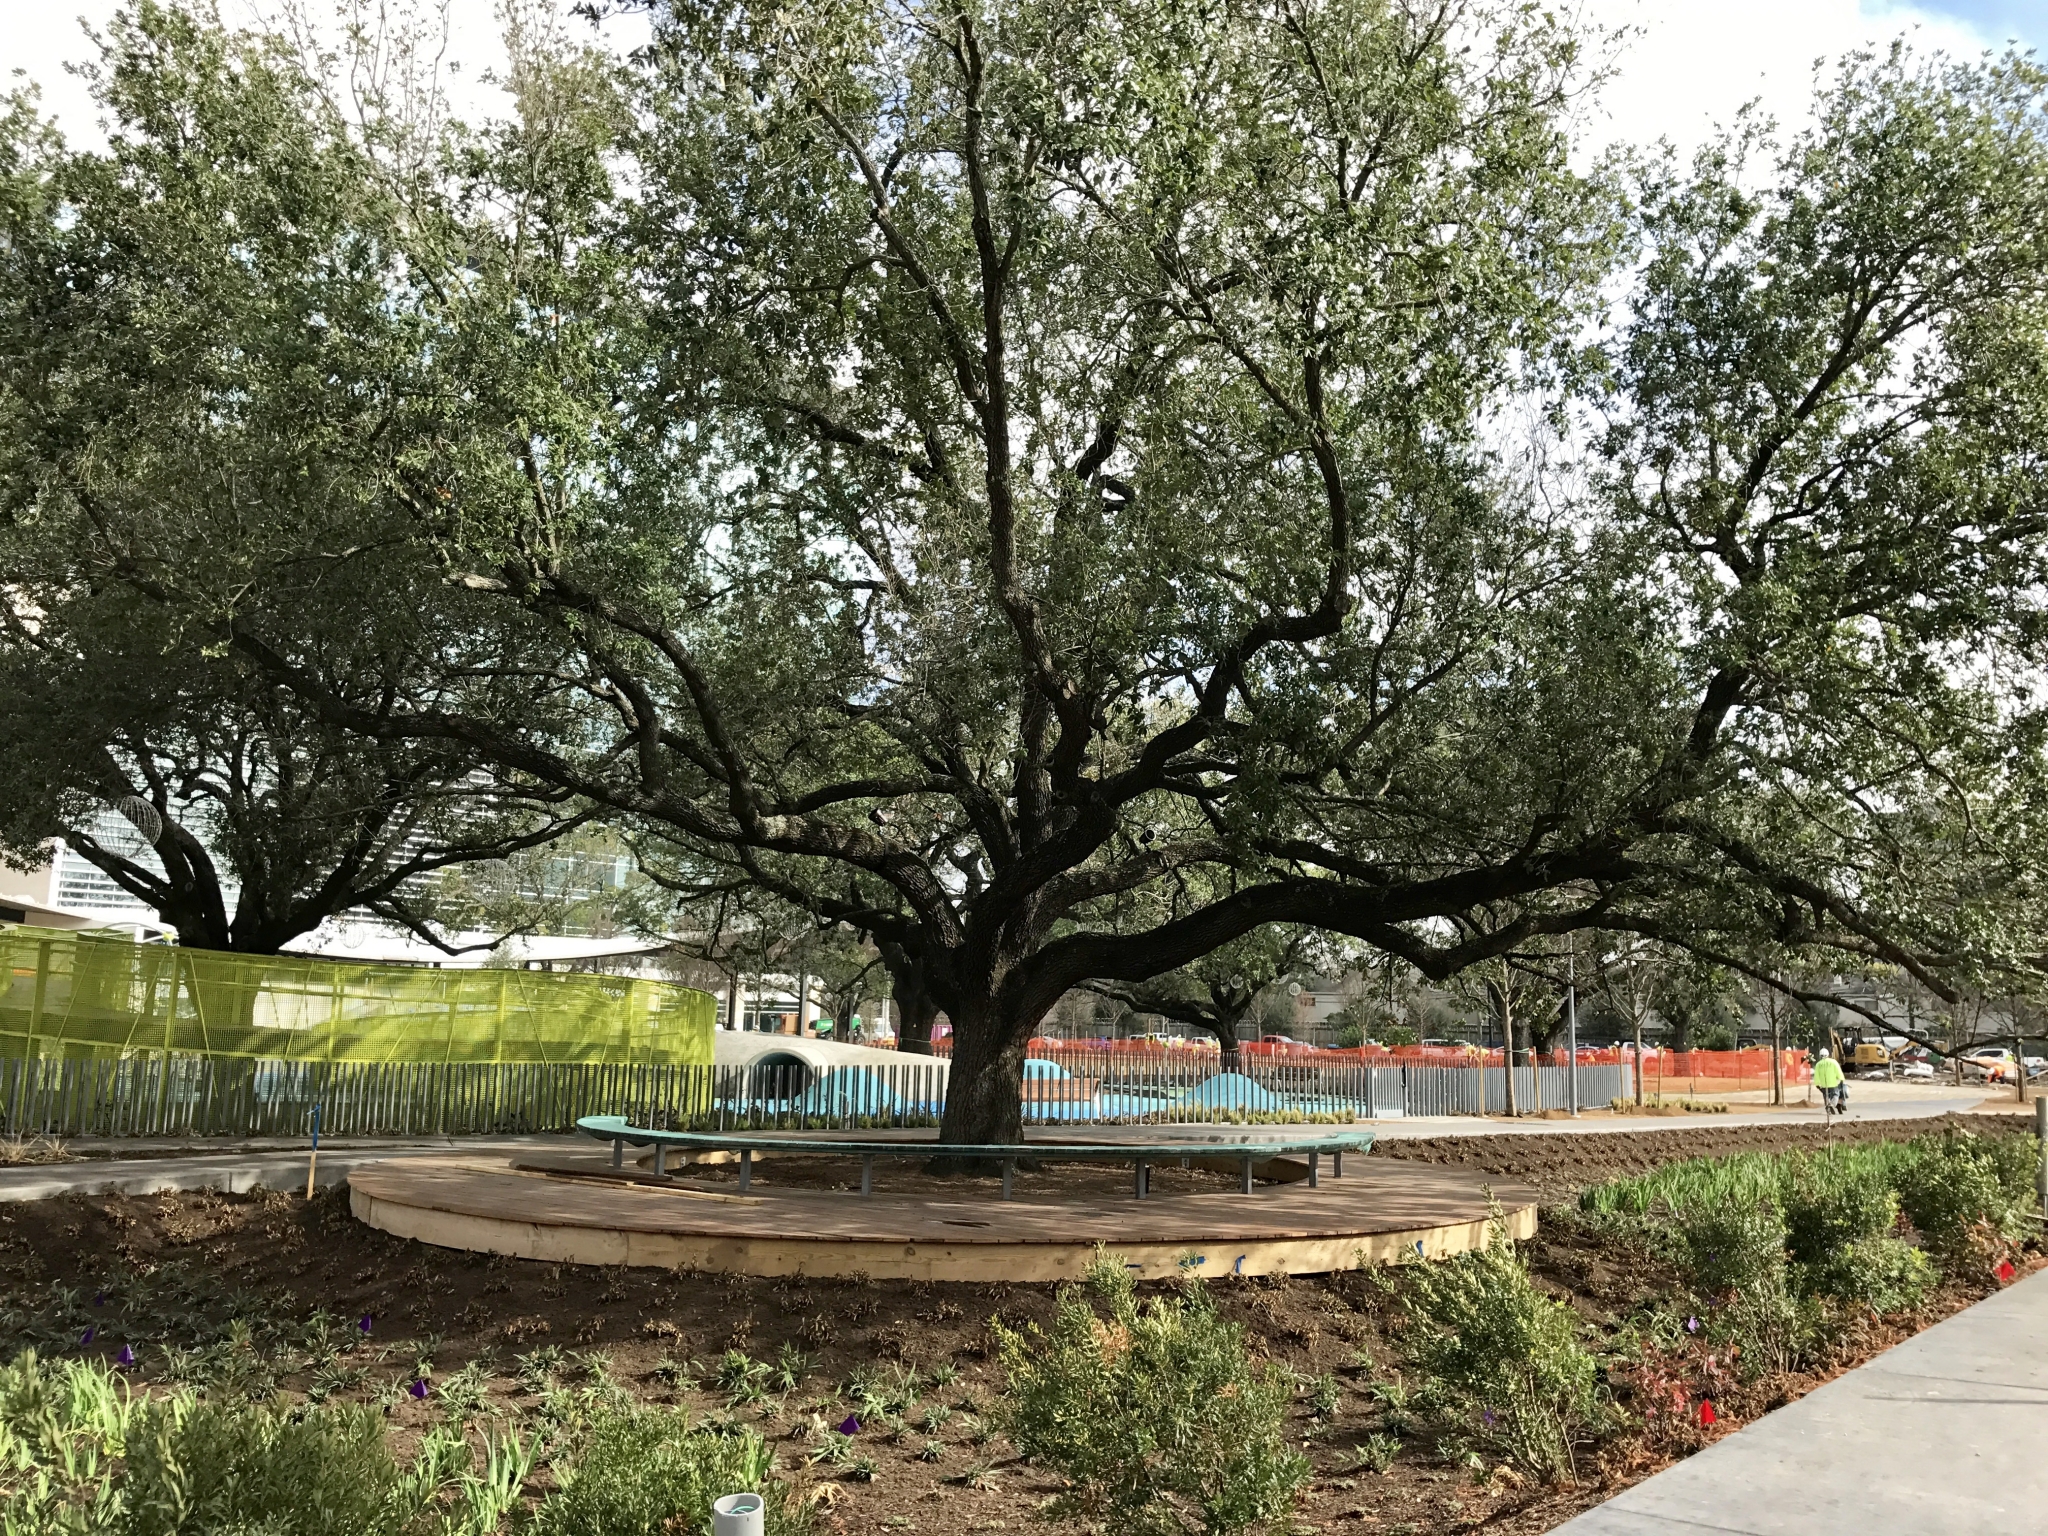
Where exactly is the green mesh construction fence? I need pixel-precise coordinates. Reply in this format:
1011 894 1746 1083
0 927 712 1066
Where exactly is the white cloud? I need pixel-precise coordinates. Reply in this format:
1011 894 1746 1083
0 0 2018 161
1575 0 2006 159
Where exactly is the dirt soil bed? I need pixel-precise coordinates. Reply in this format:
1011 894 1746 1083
0 1113 2036 1535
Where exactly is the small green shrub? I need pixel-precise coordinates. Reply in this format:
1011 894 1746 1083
1398 1218 1609 1484
1351 1433 1400 1474
527 1406 807 1536
1711 1275 1824 1379
1368 1378 1412 1436
1797 1236 1936 1315
994 1250 1309 1536
119 1397 424 1536
1672 1201 1788 1298
1781 1164 1899 1267
1306 1373 1341 1418
1895 1134 2033 1260
0 1350 133 1533
1670 1200 1825 1375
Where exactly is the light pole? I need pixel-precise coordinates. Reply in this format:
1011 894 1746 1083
1567 951 1579 1117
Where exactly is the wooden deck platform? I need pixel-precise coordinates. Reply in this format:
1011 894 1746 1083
348 1152 1538 1280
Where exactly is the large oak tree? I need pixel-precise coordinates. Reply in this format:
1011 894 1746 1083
7 5 2048 1138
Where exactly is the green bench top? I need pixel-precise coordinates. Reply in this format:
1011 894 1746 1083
574 1114 1373 1162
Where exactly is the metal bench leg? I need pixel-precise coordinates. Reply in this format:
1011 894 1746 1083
1134 1161 1148 1200
1001 1159 1014 1201
653 1143 666 1178
612 1137 623 1169
1308 1150 1319 1189
1241 1155 1254 1194
1334 1149 1343 1178
861 1156 873 1197
738 1149 752 1192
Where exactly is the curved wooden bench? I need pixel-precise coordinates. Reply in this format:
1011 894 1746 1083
575 1115 1374 1200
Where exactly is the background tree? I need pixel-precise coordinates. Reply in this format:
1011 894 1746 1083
1449 953 1552 1115
1595 937 1669 1105
1651 959 1743 1054
0 625 588 954
1081 927 1338 1065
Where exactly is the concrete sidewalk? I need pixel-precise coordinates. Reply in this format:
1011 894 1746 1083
1556 1265 2048 1534
1365 1093 1991 1139
0 1135 581 1203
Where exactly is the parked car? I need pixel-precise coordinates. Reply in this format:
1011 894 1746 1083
1959 1046 2048 1082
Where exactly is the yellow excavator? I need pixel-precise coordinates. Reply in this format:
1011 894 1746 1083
1828 1027 1894 1071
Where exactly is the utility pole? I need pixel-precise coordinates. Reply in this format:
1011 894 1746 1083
1567 951 1579 1117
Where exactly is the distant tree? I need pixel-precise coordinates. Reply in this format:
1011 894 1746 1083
0 636 588 954
1654 961 1745 1055
1082 927 1338 1065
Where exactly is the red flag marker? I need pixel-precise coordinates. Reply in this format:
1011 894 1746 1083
1698 1400 1717 1428
1996 1259 2017 1284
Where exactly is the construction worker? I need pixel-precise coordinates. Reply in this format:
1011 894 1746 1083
1813 1047 1847 1116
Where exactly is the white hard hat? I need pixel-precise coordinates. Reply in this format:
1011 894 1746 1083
1817 1048 1830 1059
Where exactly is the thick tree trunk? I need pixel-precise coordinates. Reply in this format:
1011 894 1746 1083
937 1000 1034 1147
1203 1011 1245 1072
877 940 939 1056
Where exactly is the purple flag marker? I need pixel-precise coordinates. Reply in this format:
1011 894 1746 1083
116 1345 135 1368
837 1415 860 1435
359 1314 374 1335
409 1379 429 1400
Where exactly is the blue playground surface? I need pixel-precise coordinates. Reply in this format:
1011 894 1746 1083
717 1058 1358 1123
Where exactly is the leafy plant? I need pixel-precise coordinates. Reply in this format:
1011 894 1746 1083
1368 1379 1412 1437
1351 1434 1400 1474
1672 1201 1789 1298
435 1359 496 1421
1797 1237 1936 1315
1670 1199 1822 1376
1894 1133 2035 1261
526 1406 807 1536
994 1250 1309 1536
1781 1162 1900 1266
120 1395 443 1536
517 1346 565 1396
771 1344 813 1394
0 1350 134 1533
1399 1218 1609 1484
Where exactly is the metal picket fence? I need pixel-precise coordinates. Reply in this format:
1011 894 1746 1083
1402 1062 1635 1115
1 1050 1634 1141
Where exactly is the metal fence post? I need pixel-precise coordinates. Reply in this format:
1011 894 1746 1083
2037 1095 2047 1221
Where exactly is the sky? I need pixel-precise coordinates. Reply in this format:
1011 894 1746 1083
0 0 2042 158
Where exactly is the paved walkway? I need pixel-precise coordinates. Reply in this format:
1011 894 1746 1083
1557 1265 2048 1534
0 1093 2003 1202
1364 1093 1991 1139
0 1135 580 1203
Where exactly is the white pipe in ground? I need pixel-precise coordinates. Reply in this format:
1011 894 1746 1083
711 1491 764 1536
